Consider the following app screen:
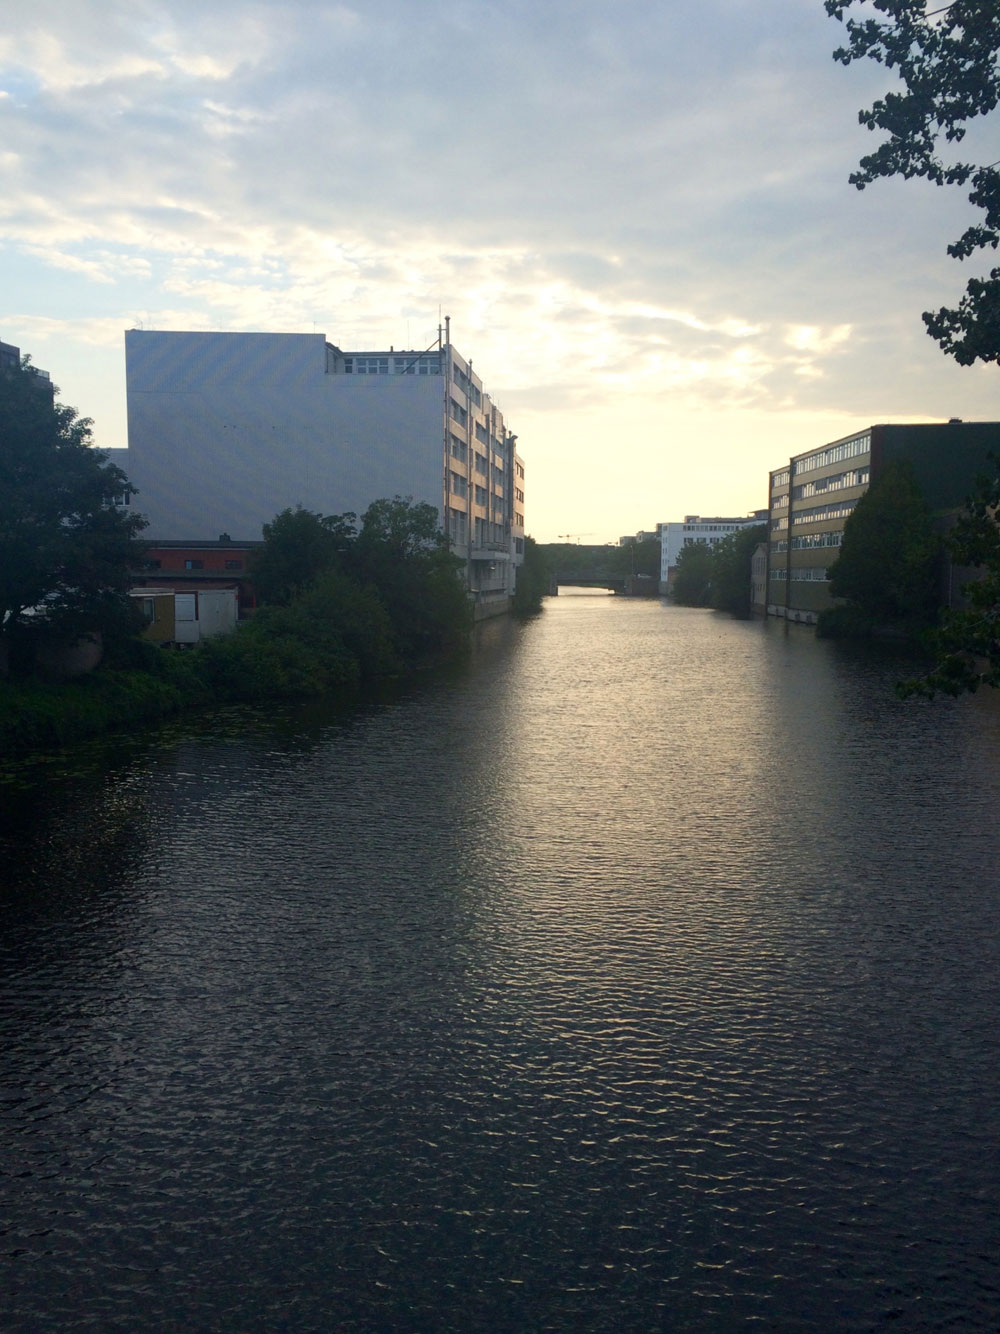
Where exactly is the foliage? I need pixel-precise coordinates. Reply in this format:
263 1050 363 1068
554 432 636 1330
0 664 201 755
710 524 767 617
0 357 147 664
901 456 1000 695
251 505 356 606
826 0 1000 363
252 496 473 665
0 496 475 755
611 538 660 580
349 497 472 661
512 536 551 615
671 540 715 606
820 460 940 633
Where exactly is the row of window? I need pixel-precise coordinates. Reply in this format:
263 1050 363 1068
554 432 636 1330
770 567 829 582
683 522 743 531
771 495 789 511
792 434 870 476
793 499 857 526
146 558 244 571
772 469 790 487
793 531 843 550
797 468 868 499
342 354 441 375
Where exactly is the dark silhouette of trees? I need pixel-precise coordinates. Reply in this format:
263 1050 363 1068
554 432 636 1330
0 356 146 670
819 460 940 636
671 540 715 606
710 524 767 617
826 0 1000 363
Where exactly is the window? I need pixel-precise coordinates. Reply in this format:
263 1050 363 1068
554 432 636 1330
475 484 488 506
474 452 487 475
184 559 204 570
793 434 870 476
451 435 467 463
225 559 243 569
354 357 389 374
475 422 488 444
394 355 441 375
450 400 468 427
450 471 468 499
790 567 829 581
448 507 468 544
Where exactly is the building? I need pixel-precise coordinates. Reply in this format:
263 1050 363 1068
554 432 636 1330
1 337 53 397
123 327 523 616
766 421 1000 622
659 513 767 593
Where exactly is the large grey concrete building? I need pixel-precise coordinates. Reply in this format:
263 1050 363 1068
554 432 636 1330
124 328 524 613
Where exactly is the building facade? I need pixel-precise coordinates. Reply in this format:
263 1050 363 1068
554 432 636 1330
659 513 767 592
766 421 1000 622
124 328 523 613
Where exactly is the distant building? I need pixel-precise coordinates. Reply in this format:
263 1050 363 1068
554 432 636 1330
123 328 523 615
619 529 659 546
765 421 1000 623
1 337 53 397
658 513 767 593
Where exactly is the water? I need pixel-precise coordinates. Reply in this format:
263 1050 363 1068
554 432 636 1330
3 594 999 1331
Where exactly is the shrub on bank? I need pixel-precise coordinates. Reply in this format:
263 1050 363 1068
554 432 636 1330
0 664 202 753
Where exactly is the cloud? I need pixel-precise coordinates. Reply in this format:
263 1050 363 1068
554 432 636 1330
2 0 997 537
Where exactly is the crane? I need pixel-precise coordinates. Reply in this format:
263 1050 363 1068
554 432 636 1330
557 532 595 544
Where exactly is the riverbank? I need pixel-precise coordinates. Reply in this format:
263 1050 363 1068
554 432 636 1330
0 602 470 759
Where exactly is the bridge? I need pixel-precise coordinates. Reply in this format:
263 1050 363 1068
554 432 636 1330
549 567 626 592
538 544 659 596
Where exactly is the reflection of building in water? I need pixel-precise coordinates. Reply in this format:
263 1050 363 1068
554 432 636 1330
766 421 1000 623
658 514 767 594
123 327 524 617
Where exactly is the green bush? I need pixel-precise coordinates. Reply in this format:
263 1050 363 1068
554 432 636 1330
816 604 876 639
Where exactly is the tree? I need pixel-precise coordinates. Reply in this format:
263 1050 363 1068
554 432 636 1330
671 540 715 606
611 537 660 580
826 0 1000 363
351 497 472 660
251 505 356 606
512 536 551 615
711 524 767 617
902 455 1000 694
0 356 147 666
820 459 940 633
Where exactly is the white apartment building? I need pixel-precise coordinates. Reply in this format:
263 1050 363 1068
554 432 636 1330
658 513 767 591
124 328 524 611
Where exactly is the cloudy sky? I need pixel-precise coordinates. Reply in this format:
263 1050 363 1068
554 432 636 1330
1 0 996 542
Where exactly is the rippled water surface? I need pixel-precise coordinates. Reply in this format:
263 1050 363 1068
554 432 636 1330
3 595 1000 1331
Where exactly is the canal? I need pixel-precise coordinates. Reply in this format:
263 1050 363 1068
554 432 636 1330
3 593 999 1331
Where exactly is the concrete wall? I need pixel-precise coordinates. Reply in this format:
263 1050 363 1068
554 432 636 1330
126 331 445 541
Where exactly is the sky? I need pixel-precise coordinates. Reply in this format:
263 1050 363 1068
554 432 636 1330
1 0 996 544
